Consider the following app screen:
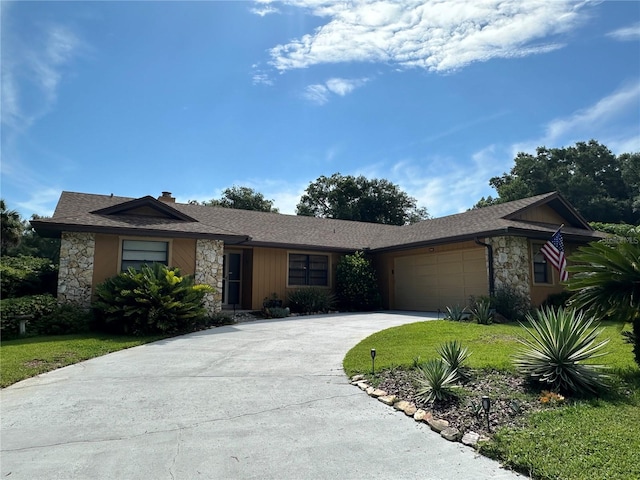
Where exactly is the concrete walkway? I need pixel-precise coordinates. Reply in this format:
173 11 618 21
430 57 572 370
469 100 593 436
1 312 523 479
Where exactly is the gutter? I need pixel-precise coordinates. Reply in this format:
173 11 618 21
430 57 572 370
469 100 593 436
475 237 495 297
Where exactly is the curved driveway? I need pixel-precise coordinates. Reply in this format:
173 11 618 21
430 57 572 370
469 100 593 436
1 312 522 479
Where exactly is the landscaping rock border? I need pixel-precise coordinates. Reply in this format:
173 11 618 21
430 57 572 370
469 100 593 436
350 374 487 448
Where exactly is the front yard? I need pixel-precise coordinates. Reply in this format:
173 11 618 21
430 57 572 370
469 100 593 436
343 319 640 480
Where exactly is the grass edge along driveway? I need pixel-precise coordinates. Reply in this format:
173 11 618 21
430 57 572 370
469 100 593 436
343 320 640 480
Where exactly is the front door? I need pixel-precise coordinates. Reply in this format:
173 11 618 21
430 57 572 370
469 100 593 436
223 252 242 306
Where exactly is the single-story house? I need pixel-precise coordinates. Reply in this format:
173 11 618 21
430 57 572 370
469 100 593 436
32 190 604 314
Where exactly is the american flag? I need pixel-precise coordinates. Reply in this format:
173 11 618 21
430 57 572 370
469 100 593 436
540 229 568 282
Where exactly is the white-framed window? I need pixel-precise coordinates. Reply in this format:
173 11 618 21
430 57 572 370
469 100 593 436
531 242 553 285
288 253 329 287
121 239 169 271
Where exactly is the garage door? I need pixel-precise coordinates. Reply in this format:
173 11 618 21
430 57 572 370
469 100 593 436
394 248 488 311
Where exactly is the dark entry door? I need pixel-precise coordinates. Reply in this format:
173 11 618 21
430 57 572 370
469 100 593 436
223 252 242 306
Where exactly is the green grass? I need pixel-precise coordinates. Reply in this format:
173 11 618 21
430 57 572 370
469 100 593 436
343 319 640 480
0 333 165 388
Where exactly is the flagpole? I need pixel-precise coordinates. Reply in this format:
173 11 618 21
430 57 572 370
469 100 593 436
552 224 565 236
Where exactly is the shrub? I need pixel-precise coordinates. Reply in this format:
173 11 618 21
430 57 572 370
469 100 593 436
335 251 382 311
471 297 493 325
415 358 460 403
92 264 213 335
207 311 236 327
541 291 573 310
513 307 610 395
491 286 531 321
437 340 471 379
0 294 58 338
32 303 92 335
287 287 335 314
263 307 289 318
444 304 469 321
0 255 58 298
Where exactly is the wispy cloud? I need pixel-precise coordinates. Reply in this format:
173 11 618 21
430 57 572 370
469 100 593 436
513 82 640 155
257 0 589 74
303 76 369 104
607 22 640 41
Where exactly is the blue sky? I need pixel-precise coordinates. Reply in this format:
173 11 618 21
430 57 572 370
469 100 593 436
1 0 639 220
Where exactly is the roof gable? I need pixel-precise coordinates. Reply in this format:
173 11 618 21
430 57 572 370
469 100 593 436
502 192 591 229
91 196 197 222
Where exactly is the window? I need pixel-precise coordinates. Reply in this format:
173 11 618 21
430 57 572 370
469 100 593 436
121 240 168 271
532 243 552 284
288 254 329 286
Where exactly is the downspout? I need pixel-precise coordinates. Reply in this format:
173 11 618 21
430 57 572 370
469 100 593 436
475 237 495 297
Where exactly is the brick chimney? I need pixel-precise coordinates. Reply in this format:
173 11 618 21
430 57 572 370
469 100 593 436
158 191 176 203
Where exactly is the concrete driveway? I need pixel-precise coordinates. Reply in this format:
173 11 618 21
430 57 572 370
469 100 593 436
1 312 522 479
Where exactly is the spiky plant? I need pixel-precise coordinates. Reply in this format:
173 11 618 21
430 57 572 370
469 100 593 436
445 304 469 321
415 358 460 403
513 307 610 395
472 298 493 325
437 340 471 379
566 237 640 366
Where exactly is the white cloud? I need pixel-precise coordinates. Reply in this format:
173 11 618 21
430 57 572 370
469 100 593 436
607 22 640 41
261 0 589 74
304 76 369 104
512 82 640 155
16 188 61 218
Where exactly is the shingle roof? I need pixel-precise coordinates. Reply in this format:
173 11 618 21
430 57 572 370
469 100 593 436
32 191 604 252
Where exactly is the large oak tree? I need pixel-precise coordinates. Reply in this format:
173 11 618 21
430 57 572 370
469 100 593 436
201 186 279 213
473 140 639 224
296 173 428 225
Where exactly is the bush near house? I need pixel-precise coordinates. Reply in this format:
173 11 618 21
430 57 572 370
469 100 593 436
0 294 58 338
287 287 335 314
93 264 213 335
335 251 382 311
0 255 58 298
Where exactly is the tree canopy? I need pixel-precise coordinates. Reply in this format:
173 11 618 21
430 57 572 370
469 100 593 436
473 140 639 224
1 199 24 255
296 173 428 225
201 186 279 213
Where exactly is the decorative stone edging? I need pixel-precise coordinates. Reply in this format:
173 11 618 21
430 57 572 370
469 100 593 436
350 374 490 448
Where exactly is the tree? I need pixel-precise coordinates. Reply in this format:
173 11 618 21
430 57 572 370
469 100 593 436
296 173 428 225
202 186 279 213
1 199 24 255
472 140 639 224
335 251 382 311
566 236 640 366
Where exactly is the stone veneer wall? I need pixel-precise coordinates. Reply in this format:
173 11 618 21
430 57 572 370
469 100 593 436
58 232 96 307
488 236 531 304
195 239 224 315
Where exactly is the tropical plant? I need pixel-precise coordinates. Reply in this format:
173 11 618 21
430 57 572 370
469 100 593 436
1 199 24 255
0 294 59 338
0 255 58 298
444 304 469 321
93 264 213 335
513 307 610 395
415 358 460 402
566 236 640 365
335 251 382 311
471 297 493 325
437 340 471 379
287 287 335 314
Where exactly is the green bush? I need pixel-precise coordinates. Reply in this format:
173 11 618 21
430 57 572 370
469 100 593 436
92 264 213 335
0 255 58 298
335 251 382 311
263 307 289 318
491 286 531 321
541 291 573 309
0 294 58 338
33 304 92 335
287 287 335 314
471 297 493 325
513 307 610 395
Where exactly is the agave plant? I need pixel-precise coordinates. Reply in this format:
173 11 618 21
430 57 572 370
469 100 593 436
472 298 493 325
513 307 610 395
415 358 460 402
437 340 471 379
445 304 469 321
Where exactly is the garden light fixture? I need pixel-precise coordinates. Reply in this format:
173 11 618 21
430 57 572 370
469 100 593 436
482 395 491 432
370 348 376 375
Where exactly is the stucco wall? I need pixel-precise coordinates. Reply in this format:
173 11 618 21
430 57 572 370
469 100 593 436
195 239 224 314
488 236 531 304
58 232 95 307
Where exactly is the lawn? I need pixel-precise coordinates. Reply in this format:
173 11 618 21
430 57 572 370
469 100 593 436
0 333 165 388
343 319 640 480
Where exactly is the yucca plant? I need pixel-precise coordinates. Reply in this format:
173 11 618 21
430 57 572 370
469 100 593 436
472 298 493 325
445 304 469 321
415 358 460 402
566 237 640 366
437 340 471 380
513 307 610 395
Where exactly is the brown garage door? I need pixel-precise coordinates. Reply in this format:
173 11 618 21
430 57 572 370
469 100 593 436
394 248 488 311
